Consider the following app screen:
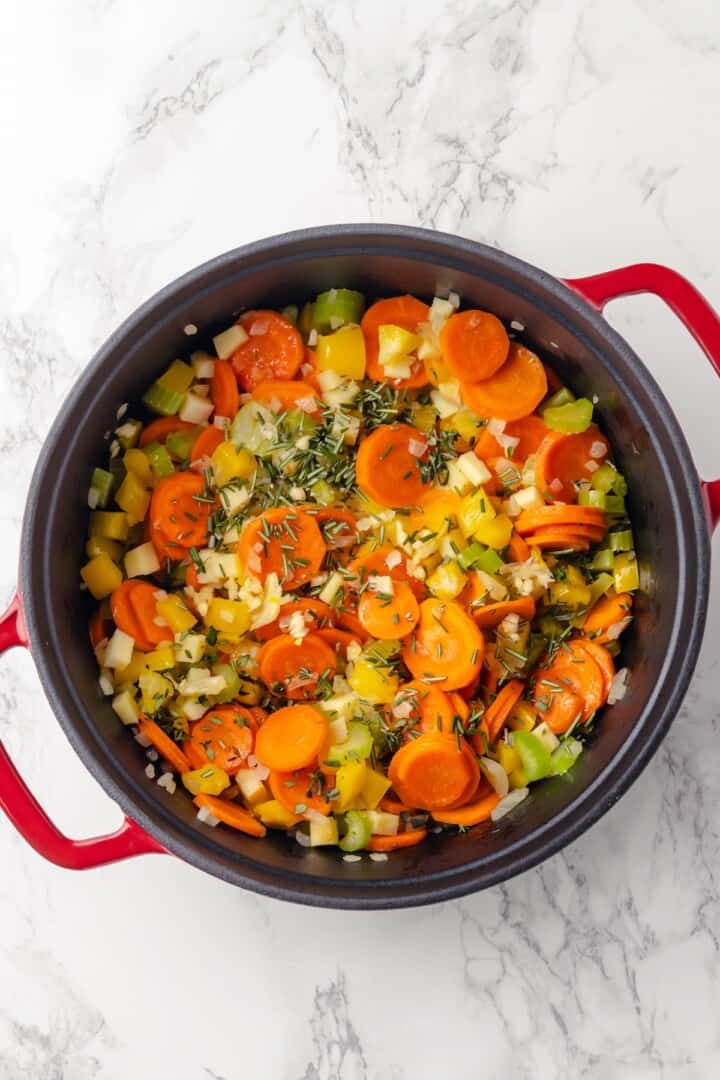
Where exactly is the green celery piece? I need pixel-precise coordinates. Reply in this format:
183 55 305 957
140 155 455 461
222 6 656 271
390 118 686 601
166 429 199 461
543 387 575 410
577 489 606 510
513 730 554 783
89 467 114 509
542 397 594 434
591 548 614 573
338 810 372 853
312 289 365 332
142 381 185 416
280 409 318 439
457 543 504 573
212 662 242 703
115 418 143 450
281 304 299 325
328 721 374 766
310 479 338 506
609 529 633 552
144 442 175 479
298 302 315 340
551 737 583 776
604 494 626 515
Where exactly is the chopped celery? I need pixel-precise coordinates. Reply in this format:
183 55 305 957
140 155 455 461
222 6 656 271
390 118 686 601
588 572 614 604
298 302 315 340
577 489 606 509
279 408 318 439
604 495 626 515
328 721 374 765
591 462 626 496
539 614 564 639
158 359 194 394
88 467 114 509
552 737 583 776
457 542 504 573
512 730 554 783
543 387 575 410
144 441 175 479
591 548 614 572
608 529 633 552
211 662 242 703
542 397 593 434
115 418 143 449
281 304 299 325
166 428 199 461
310 479 338 506
613 551 639 592
231 402 276 456
312 289 365 332
142 381 185 416
338 810 371 853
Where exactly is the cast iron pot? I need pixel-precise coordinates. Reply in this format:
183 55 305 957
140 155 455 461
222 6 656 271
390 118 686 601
1 225 719 909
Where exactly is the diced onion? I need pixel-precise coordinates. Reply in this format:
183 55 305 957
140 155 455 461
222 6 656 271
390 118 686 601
487 418 507 438
179 392 214 425
608 667 630 704
480 756 509 798
590 441 607 459
549 478 563 494
606 617 632 641
408 437 427 458
196 806 220 826
385 550 403 570
369 852 388 862
491 787 529 821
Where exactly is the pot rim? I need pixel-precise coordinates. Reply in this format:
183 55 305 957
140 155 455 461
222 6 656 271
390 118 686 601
18 224 711 908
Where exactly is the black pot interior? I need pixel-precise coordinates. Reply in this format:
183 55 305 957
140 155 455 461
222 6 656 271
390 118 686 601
20 227 709 907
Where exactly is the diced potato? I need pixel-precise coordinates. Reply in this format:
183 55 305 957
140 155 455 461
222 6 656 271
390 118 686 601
513 485 544 511
360 768 392 810
104 628 135 670
89 511 129 541
80 554 123 599
181 765 231 796
86 536 123 562
426 560 467 601
156 594 196 634
365 810 399 836
213 323 249 360
212 441 255 486
123 448 153 487
195 549 240 586
316 325 366 380
310 816 340 846
473 513 513 550
124 542 161 579
348 658 398 705
179 392 214 425
235 769 270 806
112 689 140 726
458 488 495 537
204 598 251 639
456 451 491 487
115 471 151 525
334 761 368 812
254 799 300 829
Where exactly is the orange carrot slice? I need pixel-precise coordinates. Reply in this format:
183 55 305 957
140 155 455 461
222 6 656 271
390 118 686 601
474 414 549 464
138 417 196 448
470 595 536 631
254 704 328 772
582 592 633 645
389 733 480 811
150 472 214 551
355 424 430 508
534 426 610 503
190 426 224 464
238 507 326 589
390 681 456 737
431 791 500 826
362 296 430 388
367 829 427 851
193 794 266 837
514 504 606 535
138 716 191 774
251 379 320 416
439 309 509 382
460 343 547 421
257 633 337 700
188 705 256 775
474 679 524 746
358 580 419 639
402 599 484 691
269 769 333 816
210 357 240 419
230 310 304 391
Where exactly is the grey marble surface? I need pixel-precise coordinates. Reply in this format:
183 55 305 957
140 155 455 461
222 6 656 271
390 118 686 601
1 2 719 1077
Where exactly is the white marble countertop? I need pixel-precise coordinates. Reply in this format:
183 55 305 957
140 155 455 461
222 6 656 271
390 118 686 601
2 1 720 1076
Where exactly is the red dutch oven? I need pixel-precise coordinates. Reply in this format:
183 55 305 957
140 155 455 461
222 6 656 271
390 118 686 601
1 226 718 908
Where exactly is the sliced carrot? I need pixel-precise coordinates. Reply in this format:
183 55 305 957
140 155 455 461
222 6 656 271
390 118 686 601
405 489 461 534
468 591 535 630
316 627 362 655
577 639 615 698
582 592 633 645
473 414 550 464
269 770 333 816
138 417 196 448
507 533 531 562
449 691 470 725
521 530 592 551
367 829 427 851
358 580 419 640
193 794 266 837
309 506 358 550
515 504 606 535
254 703 328 772
474 680 524 746
238 507 326 589
254 597 335 642
535 687 584 735
431 791 500 826
533 641 604 731
534 426 610 503
251 379 320 417
190 425 224 464
389 733 480 811
188 705 256 775
210 357 240 419
150 472 214 551
460 343 548 421
89 605 112 649
482 640 504 695
355 424 430 509
379 795 414 814
402 598 484 691
347 545 413 587
127 581 174 648
336 609 370 640
439 309 509 383
138 716 191 774
183 739 207 769
361 296 430 388
111 581 154 651
300 346 321 391
390 681 456 737
258 633 337 700
148 515 184 563
230 310 304 392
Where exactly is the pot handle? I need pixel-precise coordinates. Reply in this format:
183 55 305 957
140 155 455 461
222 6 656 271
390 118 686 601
0 593 165 869
564 263 720 531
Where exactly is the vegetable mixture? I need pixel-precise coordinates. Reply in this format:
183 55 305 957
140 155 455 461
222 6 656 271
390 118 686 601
82 287 637 857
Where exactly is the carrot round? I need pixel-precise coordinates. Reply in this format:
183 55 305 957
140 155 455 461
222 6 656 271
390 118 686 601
138 417 196 448
521 529 593 551
347 545 413 587
238 507 326 589
534 426 610 503
460 343 548 421
534 641 605 730
389 733 479 811
474 679 524 746
310 506 359 550
230 310 304 391
89 605 112 650
358 580 419 640
254 597 335 642
138 716 191 774
316 627 362 655
582 592 633 645
402 599 484 691
127 581 174 648
190 425 224 464
258 633 337 700
515 504 606 535
432 791 500 826
367 829 427 851
111 581 153 651
269 769 333 816
391 681 456 737
577 639 615 698
355 424 430 509
254 703 328 772
362 295 430 388
251 379 320 416
188 705 256 775
150 472 213 551
379 795 414 815
507 533 531 562
439 309 509 383
449 691 470 725
470 595 536 631
535 687 584 735
183 739 207 769
193 794 266 837
474 414 549 464
210 357 240 419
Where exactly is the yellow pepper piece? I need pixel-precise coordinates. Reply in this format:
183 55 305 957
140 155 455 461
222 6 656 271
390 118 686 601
115 650 148 685
496 742 519 774
143 646 176 672
211 441 256 487
115 471 151 525
254 799 300 829
156 593 197 634
378 325 421 371
548 580 592 609
181 765 231 797
204 598 251 639
507 701 537 731
316 325 366 379
348 658 398 705
410 403 437 434
138 670 174 714
407 489 461 534
334 761 368 812
509 767 529 790
123 448 153 487
613 552 640 592
426 560 467 601
473 513 513 550
80 554 123 600
440 408 485 444
158 359 194 394
359 767 392 810
424 353 451 386
89 511 129 541
458 488 495 538
85 536 123 562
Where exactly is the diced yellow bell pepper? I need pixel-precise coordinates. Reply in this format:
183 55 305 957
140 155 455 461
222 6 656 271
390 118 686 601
316 325 366 380
254 799 300 829
89 511 129 541
158 359 194 394
204 598 251 639
115 471 151 525
587 572 614 606
458 488 496 538
426 560 467 601
310 816 340 846
507 701 537 731
509 767 529 790
348 658 398 705
378 325 420 371
234 770 269 806
181 765 231 796
424 354 451 386
85 536 123 562
138 669 174 714
360 767 392 810
473 513 513 550
407 490 461 534
212 441 256 486
156 594 197 634
548 580 592 609
410 403 437 434
115 650 149 686
80 554 123 599
144 646 176 672
613 552 640 592
440 408 485 444
123 448 153 487
497 742 519 774
334 761 368 812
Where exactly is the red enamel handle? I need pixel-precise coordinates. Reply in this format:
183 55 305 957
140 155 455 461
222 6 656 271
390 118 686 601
0 593 165 868
565 263 720 531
